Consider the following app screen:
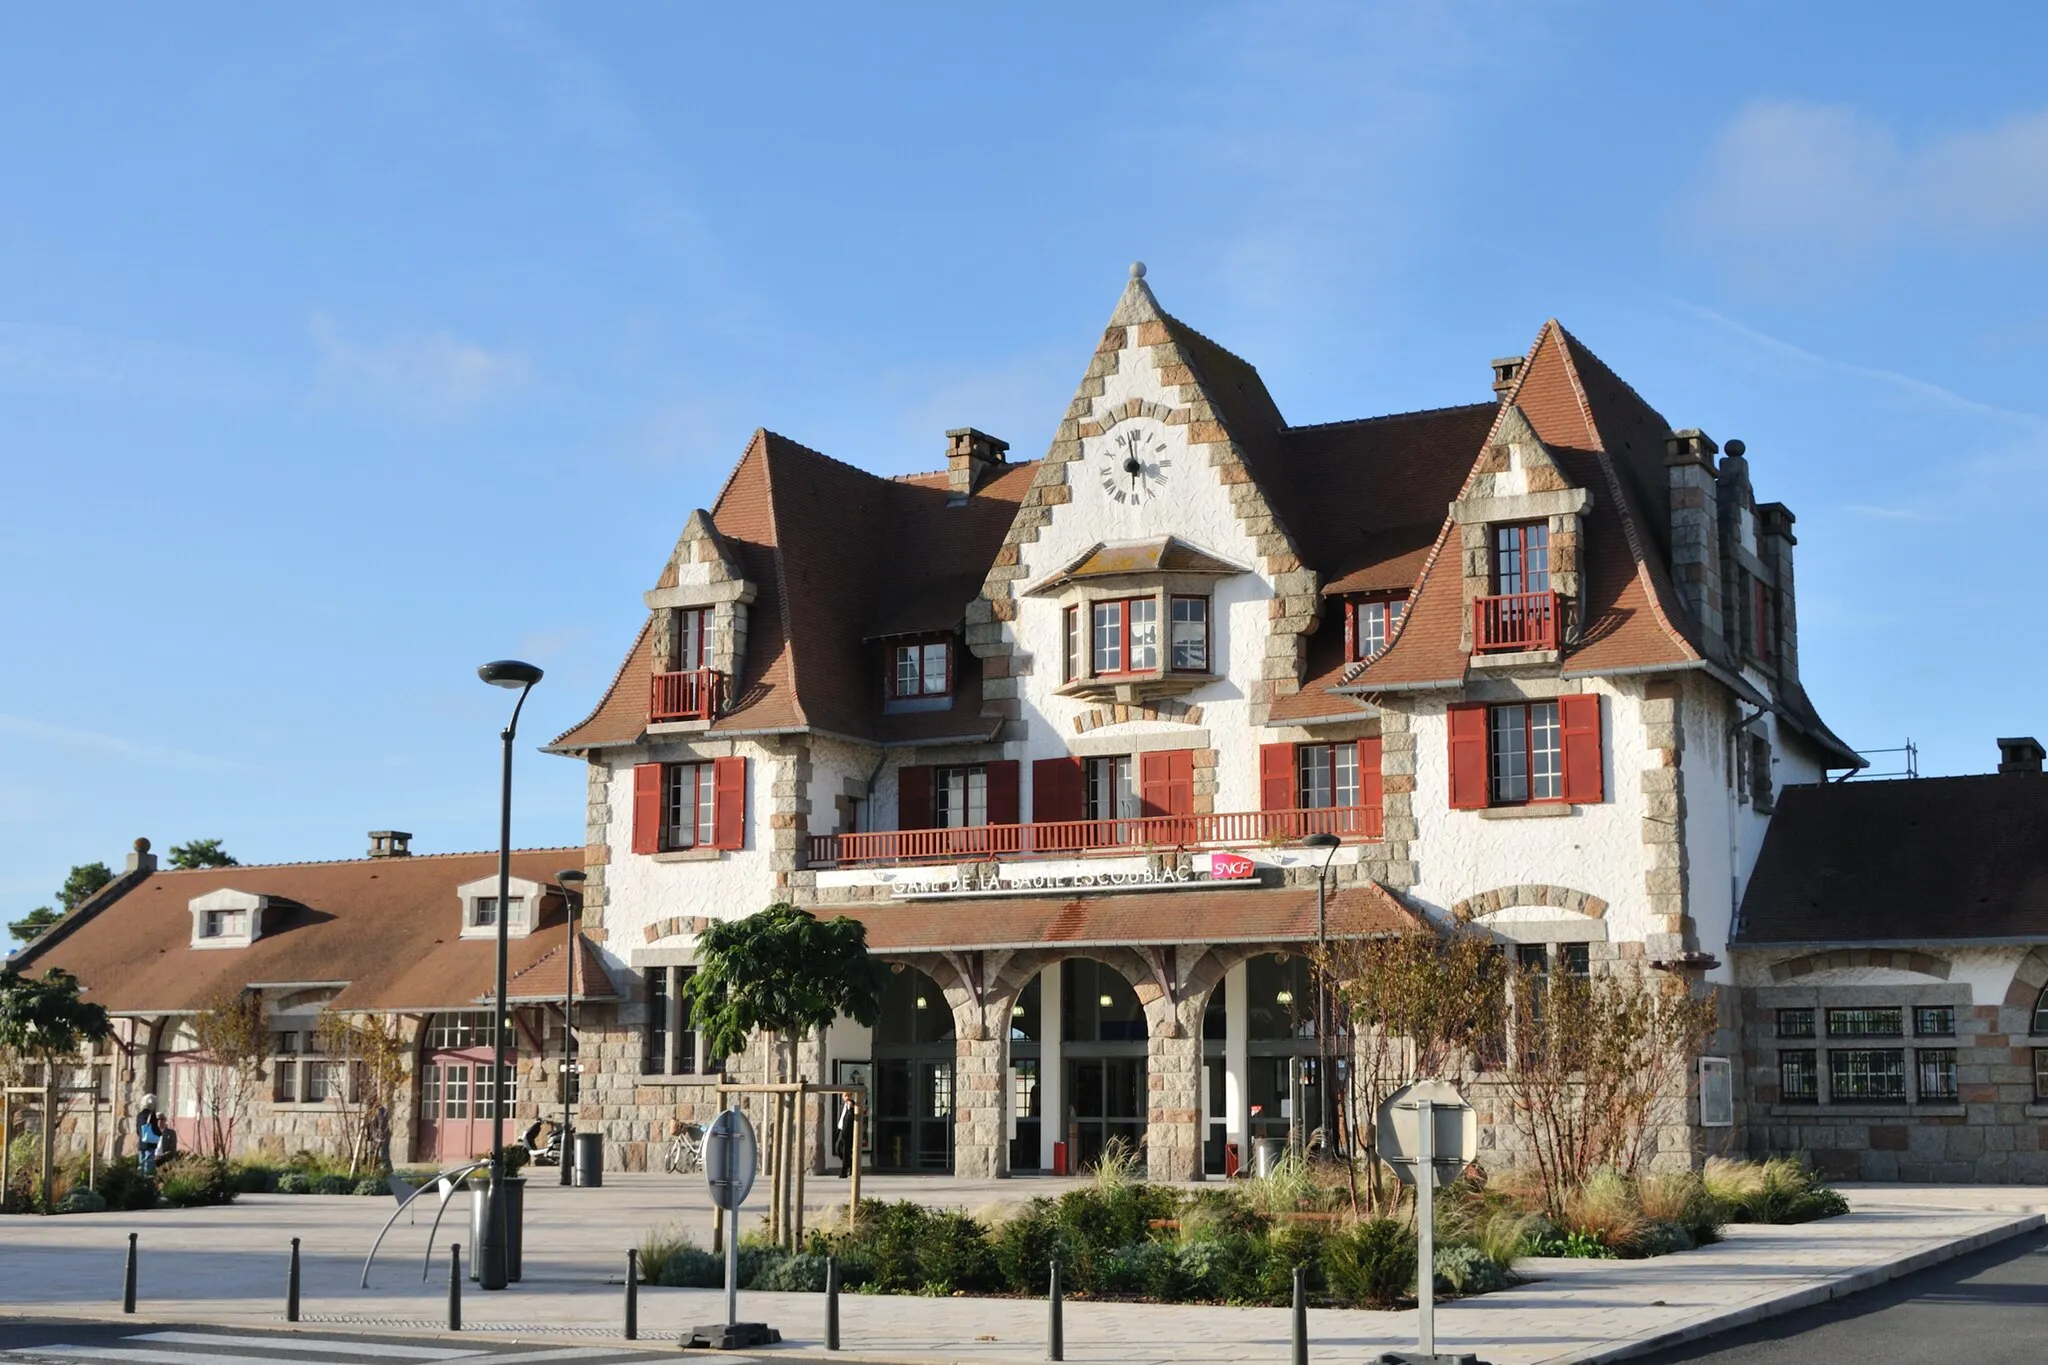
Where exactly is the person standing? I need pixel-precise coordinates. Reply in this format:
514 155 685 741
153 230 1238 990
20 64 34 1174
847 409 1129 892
136 1094 161 1175
832 1097 855 1178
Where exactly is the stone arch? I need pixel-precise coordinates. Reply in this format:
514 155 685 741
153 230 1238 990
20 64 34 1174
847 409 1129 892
1770 949 1954 983
1072 699 1206 733
2001 946 2048 1034
1451 885 1609 922
642 915 711 945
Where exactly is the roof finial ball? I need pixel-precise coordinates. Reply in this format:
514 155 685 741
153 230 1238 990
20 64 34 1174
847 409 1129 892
1129 261 1146 280
134 837 151 854
1725 439 1746 458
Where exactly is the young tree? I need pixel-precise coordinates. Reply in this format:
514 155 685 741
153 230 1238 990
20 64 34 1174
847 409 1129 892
8 862 117 945
167 839 240 870
189 987 267 1160
679 903 887 1243
314 1012 409 1178
0 967 112 1207
1499 962 1719 1220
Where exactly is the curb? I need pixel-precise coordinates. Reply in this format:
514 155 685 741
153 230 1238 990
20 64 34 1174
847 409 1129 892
1544 1211 2047 1365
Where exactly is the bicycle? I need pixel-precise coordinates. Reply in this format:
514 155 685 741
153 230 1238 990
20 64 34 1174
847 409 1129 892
664 1121 705 1174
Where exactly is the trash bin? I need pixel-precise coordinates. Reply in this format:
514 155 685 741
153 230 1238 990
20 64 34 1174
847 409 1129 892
1253 1138 1286 1178
574 1131 604 1188
468 1175 525 1282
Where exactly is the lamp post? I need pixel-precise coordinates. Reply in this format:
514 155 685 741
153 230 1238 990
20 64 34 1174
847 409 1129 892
477 659 543 1292
1301 831 1341 1153
555 868 585 1187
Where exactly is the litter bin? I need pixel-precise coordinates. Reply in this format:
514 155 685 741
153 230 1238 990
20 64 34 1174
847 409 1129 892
1253 1138 1286 1178
468 1175 525 1282
574 1131 604 1188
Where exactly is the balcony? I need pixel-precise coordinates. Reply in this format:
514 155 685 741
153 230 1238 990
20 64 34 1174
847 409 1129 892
1473 591 1560 653
808 805 1381 868
649 668 725 723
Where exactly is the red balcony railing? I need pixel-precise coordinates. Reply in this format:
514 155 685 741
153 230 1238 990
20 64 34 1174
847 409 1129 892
808 805 1381 868
1473 591 1560 653
649 668 724 722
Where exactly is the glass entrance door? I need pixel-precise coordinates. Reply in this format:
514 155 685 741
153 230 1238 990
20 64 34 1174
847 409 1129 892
875 1057 954 1172
1064 1056 1146 1170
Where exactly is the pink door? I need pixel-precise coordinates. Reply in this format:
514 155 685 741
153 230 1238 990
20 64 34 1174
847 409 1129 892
415 1012 516 1164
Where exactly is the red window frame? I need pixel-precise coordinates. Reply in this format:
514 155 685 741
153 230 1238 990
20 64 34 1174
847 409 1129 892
1447 695 1602 810
1491 522 1551 595
1062 605 1080 682
662 761 717 849
1487 700 1564 806
1089 597 1158 676
890 639 953 699
1168 595 1210 673
631 757 745 853
1347 594 1407 661
676 607 713 671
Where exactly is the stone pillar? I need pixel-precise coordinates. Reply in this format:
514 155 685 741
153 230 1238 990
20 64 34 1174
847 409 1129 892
1223 962 1249 1162
1143 991 1205 1183
1039 965 1063 1172
948 978 1016 1180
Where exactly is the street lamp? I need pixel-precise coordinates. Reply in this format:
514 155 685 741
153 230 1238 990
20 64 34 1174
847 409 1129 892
477 659 542 1292
555 868 585 1188
1301 831 1342 1156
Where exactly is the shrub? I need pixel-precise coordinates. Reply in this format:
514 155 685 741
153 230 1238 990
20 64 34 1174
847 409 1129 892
1705 1157 1847 1224
312 1174 351 1196
658 1248 726 1289
1088 1136 1144 1188
57 1187 108 1214
1526 1229 1616 1258
1173 1234 1266 1303
1180 1187 1265 1244
158 1159 237 1208
277 1173 312 1195
232 1164 280 1194
1562 1169 1650 1254
74 1156 158 1212
353 1176 388 1197
917 1210 997 1293
1241 1152 1322 1216
503 1146 530 1175
754 1251 832 1292
1434 1243 1508 1296
990 1199 1074 1293
639 1224 693 1284
1322 1219 1414 1309
1639 1171 1723 1246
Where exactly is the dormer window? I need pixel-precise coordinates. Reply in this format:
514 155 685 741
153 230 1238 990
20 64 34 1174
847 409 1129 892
1347 594 1407 661
1493 523 1550 594
188 889 264 949
892 640 952 699
458 875 542 940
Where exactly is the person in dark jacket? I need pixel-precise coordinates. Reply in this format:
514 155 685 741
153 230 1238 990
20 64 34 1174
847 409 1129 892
136 1095 162 1175
832 1099 855 1178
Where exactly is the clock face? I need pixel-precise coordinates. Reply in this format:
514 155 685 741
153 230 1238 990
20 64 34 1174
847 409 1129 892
1097 422 1173 504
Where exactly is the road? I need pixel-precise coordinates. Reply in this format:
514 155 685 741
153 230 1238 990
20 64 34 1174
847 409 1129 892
1631 1224 2048 1365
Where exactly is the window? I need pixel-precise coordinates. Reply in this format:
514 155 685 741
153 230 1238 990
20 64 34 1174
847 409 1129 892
1062 606 1081 683
201 909 247 939
2033 988 2048 1037
1169 596 1209 672
1749 733 1774 810
1914 1006 1956 1038
471 896 527 932
304 1060 343 1104
1556 942 1590 978
1777 1008 1816 1039
1489 701 1562 804
1090 598 1158 674
272 1031 300 1103
1492 522 1550 595
1751 578 1774 663
428 1010 498 1050
643 966 710 1077
2036 1049 2048 1101
664 763 717 850
1916 1048 1958 1101
1084 755 1135 822
677 607 713 672
892 640 951 698
934 766 989 828
1829 1048 1906 1101
1779 1050 1819 1102
1349 596 1406 660
1827 1007 1903 1038
1297 743 1360 811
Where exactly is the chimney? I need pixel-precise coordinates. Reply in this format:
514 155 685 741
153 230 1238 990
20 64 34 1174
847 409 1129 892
1997 737 2044 775
125 837 157 875
1757 497 1798 683
945 428 1009 502
368 830 414 858
1663 429 1722 648
1489 356 1525 397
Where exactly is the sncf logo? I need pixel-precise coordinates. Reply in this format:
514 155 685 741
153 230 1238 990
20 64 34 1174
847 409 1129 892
1209 852 1256 881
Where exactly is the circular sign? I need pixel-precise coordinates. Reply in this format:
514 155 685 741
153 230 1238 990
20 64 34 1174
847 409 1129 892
703 1106 759 1211
1374 1079 1476 1187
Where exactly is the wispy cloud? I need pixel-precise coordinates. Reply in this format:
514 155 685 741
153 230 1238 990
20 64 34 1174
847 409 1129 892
1681 99 2048 282
0 320 265 402
1658 296 2046 429
0 713 268 777
311 315 533 420
1846 504 1941 523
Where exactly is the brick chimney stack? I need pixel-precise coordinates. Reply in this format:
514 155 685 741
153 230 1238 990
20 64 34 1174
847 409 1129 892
1489 356 1525 397
1757 499 1799 685
1664 429 1722 649
368 830 414 858
1997 737 2044 775
945 428 1009 502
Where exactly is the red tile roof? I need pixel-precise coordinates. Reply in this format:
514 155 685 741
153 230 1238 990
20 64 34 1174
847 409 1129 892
12 850 611 1014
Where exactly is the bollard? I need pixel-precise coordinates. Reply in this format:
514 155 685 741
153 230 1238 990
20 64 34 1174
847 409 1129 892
1291 1264 1307 1365
1047 1259 1063 1362
122 1232 137 1314
625 1248 639 1341
825 1255 840 1351
448 1243 462 1332
287 1237 301 1323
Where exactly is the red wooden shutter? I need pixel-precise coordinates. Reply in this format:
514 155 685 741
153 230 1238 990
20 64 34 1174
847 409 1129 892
1259 744 1296 813
1447 703 1490 809
897 764 933 831
1031 757 1083 822
1357 736 1384 817
984 760 1020 827
1560 693 1604 805
711 756 747 849
1139 749 1195 819
631 763 663 855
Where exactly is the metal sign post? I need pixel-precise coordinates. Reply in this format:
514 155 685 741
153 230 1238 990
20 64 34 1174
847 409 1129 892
1374 1080 1480 1365
685 1105 780 1350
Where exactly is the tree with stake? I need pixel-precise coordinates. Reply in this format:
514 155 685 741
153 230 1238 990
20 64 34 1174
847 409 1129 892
678 903 886 1243
0 966 112 1208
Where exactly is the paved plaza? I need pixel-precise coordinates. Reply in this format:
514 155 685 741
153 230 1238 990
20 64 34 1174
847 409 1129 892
1 1175 2043 1365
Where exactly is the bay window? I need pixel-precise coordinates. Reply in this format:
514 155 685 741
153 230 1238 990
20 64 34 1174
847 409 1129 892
1091 598 1158 674
1169 596 1209 671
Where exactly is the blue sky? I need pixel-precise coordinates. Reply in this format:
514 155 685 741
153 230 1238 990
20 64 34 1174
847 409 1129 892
5 3 2045 934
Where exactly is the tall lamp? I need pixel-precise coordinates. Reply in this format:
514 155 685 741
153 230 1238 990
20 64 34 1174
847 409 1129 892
1301 831 1342 1153
555 868 586 1187
477 659 543 1291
